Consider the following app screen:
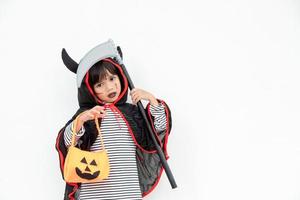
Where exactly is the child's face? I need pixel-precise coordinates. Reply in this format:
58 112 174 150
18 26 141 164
93 70 121 104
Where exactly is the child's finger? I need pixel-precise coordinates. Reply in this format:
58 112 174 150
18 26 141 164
130 93 136 100
130 88 141 96
96 109 106 116
131 94 136 103
95 105 105 110
85 113 95 120
92 107 106 114
130 88 137 94
135 96 142 103
97 109 106 115
93 109 107 119
131 92 140 100
90 110 100 118
133 95 142 104
99 113 106 118
94 106 105 113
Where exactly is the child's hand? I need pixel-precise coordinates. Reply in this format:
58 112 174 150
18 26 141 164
130 88 159 106
80 106 107 123
75 106 106 133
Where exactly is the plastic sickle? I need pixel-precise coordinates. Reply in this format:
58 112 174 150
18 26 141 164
112 40 177 189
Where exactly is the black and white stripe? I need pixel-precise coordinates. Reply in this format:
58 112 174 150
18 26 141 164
64 104 167 200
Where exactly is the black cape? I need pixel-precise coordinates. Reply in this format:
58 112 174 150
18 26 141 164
55 58 172 200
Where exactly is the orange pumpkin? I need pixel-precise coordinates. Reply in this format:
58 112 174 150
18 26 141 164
64 146 110 183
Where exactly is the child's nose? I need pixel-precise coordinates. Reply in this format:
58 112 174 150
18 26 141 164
105 82 114 90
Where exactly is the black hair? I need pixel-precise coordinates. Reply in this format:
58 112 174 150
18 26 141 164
88 59 124 91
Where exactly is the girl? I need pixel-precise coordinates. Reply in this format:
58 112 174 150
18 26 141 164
55 45 172 200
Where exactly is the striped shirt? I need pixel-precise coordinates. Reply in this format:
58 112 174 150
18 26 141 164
64 103 167 200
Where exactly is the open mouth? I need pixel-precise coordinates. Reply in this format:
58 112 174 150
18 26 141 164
108 92 117 98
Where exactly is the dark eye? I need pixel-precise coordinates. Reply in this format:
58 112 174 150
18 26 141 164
96 83 102 88
110 76 115 81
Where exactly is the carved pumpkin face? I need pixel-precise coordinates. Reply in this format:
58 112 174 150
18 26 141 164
64 146 110 183
75 157 100 180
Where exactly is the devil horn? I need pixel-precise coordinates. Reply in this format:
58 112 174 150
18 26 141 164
117 46 123 59
61 48 78 73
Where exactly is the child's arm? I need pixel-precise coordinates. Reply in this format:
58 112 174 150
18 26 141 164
149 103 167 132
64 106 106 147
63 122 85 147
130 88 167 131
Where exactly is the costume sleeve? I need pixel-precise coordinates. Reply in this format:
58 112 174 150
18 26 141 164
64 121 85 147
149 103 167 132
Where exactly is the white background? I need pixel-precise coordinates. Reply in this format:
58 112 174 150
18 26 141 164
0 0 300 199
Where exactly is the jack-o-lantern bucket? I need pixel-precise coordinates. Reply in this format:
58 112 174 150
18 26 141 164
64 114 110 183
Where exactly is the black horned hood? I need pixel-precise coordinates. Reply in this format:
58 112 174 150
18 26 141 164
61 43 127 108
